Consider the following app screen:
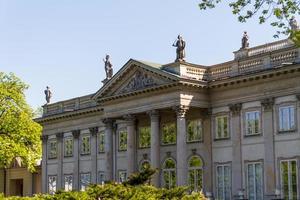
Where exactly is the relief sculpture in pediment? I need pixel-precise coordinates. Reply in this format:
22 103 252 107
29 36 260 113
120 71 157 94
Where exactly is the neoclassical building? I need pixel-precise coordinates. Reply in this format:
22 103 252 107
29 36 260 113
37 37 300 200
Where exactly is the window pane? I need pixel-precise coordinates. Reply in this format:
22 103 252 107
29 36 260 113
98 131 105 153
187 120 202 142
48 176 57 195
64 175 73 191
80 173 91 191
281 160 298 200
64 138 73 157
119 131 127 151
139 126 151 148
119 171 127 183
48 140 57 159
81 136 90 155
217 165 231 200
162 123 176 144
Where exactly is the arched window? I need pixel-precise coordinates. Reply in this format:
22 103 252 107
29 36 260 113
188 156 203 192
139 160 150 172
162 158 176 189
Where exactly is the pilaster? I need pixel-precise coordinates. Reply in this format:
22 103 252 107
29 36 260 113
72 130 80 190
124 115 137 175
41 135 48 193
103 119 114 181
56 132 64 190
89 127 98 184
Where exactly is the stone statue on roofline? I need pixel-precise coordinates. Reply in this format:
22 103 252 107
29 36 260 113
44 86 52 104
172 34 186 62
241 31 249 49
289 16 299 31
103 54 113 80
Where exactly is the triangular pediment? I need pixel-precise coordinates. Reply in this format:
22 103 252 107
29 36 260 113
93 59 179 101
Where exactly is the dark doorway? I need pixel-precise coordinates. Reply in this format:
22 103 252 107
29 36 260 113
10 179 23 196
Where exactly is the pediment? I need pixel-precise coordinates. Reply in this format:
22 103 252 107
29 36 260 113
93 59 179 101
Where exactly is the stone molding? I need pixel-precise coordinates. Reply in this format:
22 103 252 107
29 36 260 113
147 110 160 121
56 132 64 139
173 105 189 118
89 127 99 136
123 114 136 125
102 118 113 128
229 103 242 116
261 98 275 111
72 130 80 139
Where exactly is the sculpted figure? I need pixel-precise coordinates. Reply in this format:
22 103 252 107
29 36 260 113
289 16 299 31
172 35 186 62
103 55 113 79
44 86 52 104
241 31 249 49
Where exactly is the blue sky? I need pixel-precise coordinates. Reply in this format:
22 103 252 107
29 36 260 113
0 0 284 109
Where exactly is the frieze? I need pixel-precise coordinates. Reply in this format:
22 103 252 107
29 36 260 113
119 71 157 94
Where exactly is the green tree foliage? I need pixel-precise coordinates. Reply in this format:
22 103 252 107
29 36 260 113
124 167 156 186
0 72 42 171
198 0 300 42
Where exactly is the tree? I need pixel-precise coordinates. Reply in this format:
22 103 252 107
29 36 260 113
0 72 42 171
198 0 300 42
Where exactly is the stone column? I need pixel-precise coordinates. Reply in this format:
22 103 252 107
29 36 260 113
261 98 276 199
41 135 48 193
148 110 160 187
89 127 98 184
229 103 243 196
174 106 189 186
72 130 80 190
124 115 137 176
56 132 64 190
103 119 114 181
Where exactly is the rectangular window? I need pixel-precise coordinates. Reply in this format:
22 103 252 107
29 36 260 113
118 130 127 151
118 171 127 183
48 176 57 195
161 123 176 145
187 119 203 142
245 111 260 136
215 115 229 139
98 171 105 184
81 135 90 155
216 165 231 200
138 126 151 148
48 140 57 159
64 137 73 157
64 175 73 191
247 162 263 200
280 160 298 199
279 106 296 132
98 131 105 153
80 173 91 191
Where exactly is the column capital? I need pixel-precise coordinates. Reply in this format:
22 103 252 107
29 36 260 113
296 94 300 101
102 118 113 128
41 135 48 143
147 110 159 121
56 132 64 139
72 130 80 139
89 127 99 136
123 114 136 123
202 108 212 119
173 105 189 118
261 98 274 111
229 103 242 116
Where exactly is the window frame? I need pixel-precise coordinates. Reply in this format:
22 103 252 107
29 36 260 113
244 109 262 137
214 113 230 140
245 161 264 200
162 158 177 189
64 174 73 192
80 134 91 155
98 131 105 153
138 126 151 149
118 170 127 183
48 139 57 159
215 162 232 200
161 122 177 145
118 129 128 151
186 119 203 143
64 137 73 157
48 175 57 195
188 155 204 192
80 172 91 191
279 158 299 199
277 103 297 133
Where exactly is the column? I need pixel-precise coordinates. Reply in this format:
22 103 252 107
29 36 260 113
262 98 276 199
41 135 48 193
56 132 64 190
148 110 160 187
89 127 98 184
103 119 114 181
229 103 242 196
174 105 189 186
124 115 136 175
72 130 80 190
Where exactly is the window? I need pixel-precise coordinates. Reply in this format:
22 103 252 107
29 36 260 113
162 158 176 189
188 156 203 192
279 106 296 132
64 137 73 157
64 175 73 191
187 119 203 142
81 135 90 155
119 130 127 151
118 171 127 183
48 140 57 159
280 160 298 199
215 115 229 139
139 160 151 172
98 171 105 184
216 164 231 200
138 126 151 148
245 111 260 136
48 176 57 195
98 131 105 153
80 173 91 191
247 162 263 200
162 123 176 145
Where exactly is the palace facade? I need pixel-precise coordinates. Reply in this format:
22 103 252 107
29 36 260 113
37 38 300 200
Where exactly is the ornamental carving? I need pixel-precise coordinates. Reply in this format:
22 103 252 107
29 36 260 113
229 103 242 116
120 71 157 94
261 98 274 111
72 130 80 139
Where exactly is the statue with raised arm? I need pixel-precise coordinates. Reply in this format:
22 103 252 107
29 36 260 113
241 31 249 49
103 54 113 79
172 35 186 62
44 86 52 104
289 16 299 31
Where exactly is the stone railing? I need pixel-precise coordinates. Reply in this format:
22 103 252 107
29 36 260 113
184 66 208 80
248 39 294 57
43 94 97 116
